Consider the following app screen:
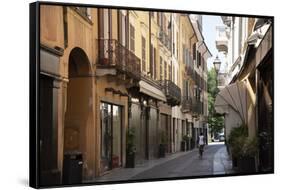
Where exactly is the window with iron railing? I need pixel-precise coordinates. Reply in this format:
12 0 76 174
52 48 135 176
176 32 179 58
97 39 141 80
157 12 160 25
169 65 172 81
164 61 167 80
172 64 175 82
182 45 185 64
185 80 189 98
197 51 201 67
76 7 92 20
160 56 163 81
181 47 189 66
98 9 111 39
150 43 153 78
130 24 135 53
141 36 146 72
193 43 196 61
154 48 157 79
163 14 166 33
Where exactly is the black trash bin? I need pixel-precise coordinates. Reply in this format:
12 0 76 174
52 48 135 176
62 151 83 184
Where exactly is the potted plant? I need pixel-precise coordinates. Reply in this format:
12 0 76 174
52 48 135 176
159 131 167 158
180 139 186 151
126 127 136 168
228 124 248 169
228 124 258 173
190 137 196 149
238 137 258 173
182 135 190 151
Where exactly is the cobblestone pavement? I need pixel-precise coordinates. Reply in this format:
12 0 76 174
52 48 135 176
86 143 235 183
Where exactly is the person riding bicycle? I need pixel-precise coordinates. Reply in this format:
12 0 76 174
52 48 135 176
198 132 205 158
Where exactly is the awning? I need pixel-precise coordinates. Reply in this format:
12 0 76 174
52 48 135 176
214 81 247 123
254 18 271 31
139 81 167 102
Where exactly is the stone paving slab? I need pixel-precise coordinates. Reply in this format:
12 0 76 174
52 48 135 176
84 144 235 183
85 149 198 182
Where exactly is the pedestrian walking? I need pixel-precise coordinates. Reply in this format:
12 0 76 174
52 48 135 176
198 133 205 158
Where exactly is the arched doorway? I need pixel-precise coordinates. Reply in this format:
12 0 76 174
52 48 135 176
63 47 93 182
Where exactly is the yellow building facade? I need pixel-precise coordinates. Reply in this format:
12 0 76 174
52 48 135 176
39 5 210 185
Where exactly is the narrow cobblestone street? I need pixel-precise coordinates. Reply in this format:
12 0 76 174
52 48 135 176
132 143 234 180
32 5 273 187
90 143 234 182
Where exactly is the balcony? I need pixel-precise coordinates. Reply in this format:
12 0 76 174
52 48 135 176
217 72 228 89
185 64 194 77
202 115 208 122
159 30 172 51
215 26 228 53
181 96 192 113
194 72 203 89
97 39 141 81
160 80 181 106
192 99 203 115
221 16 232 27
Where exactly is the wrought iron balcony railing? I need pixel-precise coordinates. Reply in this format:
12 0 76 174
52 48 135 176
202 115 208 122
192 99 203 115
159 30 172 51
181 96 192 113
97 39 141 81
160 80 181 106
216 26 228 53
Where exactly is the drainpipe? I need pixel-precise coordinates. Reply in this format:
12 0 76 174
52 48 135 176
189 33 196 49
126 10 129 49
170 14 173 83
149 12 152 77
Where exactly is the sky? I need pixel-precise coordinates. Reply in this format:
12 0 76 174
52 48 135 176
201 15 225 71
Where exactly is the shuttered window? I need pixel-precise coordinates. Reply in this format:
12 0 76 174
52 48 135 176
182 45 185 64
160 56 163 80
141 36 146 72
129 24 135 52
186 80 189 98
169 65 172 80
192 43 196 61
198 52 201 67
164 61 167 80
154 48 157 79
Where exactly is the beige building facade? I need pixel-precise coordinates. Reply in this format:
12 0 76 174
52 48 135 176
215 16 273 172
39 5 210 185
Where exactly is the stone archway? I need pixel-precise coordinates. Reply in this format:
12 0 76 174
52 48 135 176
63 47 94 181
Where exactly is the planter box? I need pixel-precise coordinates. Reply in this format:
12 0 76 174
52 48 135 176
232 156 238 169
186 141 190 151
238 156 256 173
159 144 166 158
181 141 186 151
112 155 119 168
126 152 135 168
191 140 195 149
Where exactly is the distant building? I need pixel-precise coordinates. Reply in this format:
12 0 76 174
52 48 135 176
215 16 273 172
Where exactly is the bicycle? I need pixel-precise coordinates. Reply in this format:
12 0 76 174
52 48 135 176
199 145 204 158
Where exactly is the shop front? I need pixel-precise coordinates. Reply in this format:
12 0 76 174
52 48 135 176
129 79 166 164
100 102 123 173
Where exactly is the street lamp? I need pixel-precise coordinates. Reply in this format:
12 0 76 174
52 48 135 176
213 55 221 73
210 55 222 142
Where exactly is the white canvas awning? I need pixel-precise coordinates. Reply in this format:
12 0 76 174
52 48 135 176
139 81 167 102
214 81 247 123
